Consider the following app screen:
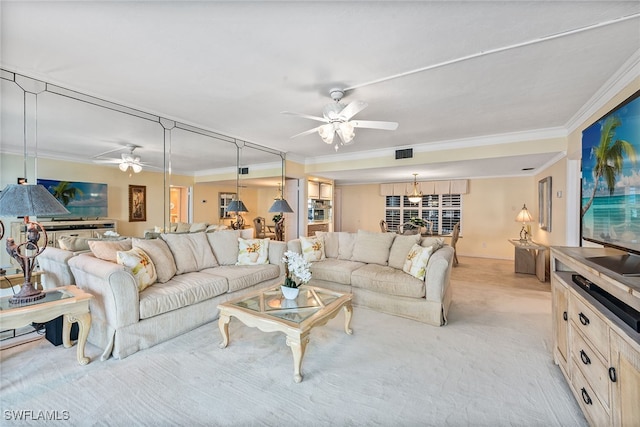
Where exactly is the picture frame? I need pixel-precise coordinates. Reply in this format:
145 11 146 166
538 176 552 232
129 185 147 222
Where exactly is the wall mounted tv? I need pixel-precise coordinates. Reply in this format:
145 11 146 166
581 90 640 276
37 179 108 220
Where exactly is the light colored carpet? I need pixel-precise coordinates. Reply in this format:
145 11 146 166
0 257 587 426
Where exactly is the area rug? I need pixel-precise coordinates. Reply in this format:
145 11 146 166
0 259 586 426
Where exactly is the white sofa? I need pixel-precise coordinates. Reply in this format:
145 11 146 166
288 230 454 326
41 229 285 360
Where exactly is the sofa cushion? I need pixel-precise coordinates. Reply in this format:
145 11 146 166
403 244 434 280
237 238 269 265
189 222 208 233
300 236 325 262
58 236 91 252
204 264 280 293
351 264 425 298
162 232 218 274
337 232 357 260
315 231 339 259
138 271 228 319
88 239 132 262
351 230 396 266
388 234 421 270
132 237 177 283
207 230 241 265
116 247 157 292
309 259 365 286
175 222 191 233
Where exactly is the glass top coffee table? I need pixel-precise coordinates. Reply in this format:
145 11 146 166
218 285 353 383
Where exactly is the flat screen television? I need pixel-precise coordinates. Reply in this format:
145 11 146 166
37 179 108 220
581 90 640 276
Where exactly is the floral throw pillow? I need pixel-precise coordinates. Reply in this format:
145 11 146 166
237 238 269 265
300 236 326 262
116 247 157 292
402 244 434 280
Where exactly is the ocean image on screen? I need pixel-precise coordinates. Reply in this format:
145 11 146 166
581 92 640 255
37 179 108 219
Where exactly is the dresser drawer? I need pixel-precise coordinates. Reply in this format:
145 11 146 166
570 294 609 359
570 325 610 408
570 358 610 427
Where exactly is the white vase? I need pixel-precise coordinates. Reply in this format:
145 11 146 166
281 285 300 300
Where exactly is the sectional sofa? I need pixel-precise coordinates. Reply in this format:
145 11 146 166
288 230 454 326
40 229 285 360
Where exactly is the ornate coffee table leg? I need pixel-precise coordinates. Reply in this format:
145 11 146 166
343 302 353 335
286 333 309 383
218 313 231 349
66 312 91 365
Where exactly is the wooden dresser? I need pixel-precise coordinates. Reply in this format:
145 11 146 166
551 247 640 426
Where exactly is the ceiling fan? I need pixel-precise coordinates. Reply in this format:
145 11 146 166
92 143 155 173
282 88 398 151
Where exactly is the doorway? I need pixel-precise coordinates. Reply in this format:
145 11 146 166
170 186 191 224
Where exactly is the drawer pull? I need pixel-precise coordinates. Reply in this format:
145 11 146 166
580 388 592 405
580 350 591 365
578 312 590 326
609 367 617 383
562 311 568 321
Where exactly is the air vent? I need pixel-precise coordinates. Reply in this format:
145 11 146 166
395 148 413 159
238 167 249 175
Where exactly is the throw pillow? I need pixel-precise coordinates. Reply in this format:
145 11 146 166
420 236 445 251
315 232 339 258
206 229 241 265
58 236 91 252
88 239 132 262
132 237 177 283
116 247 157 291
388 234 421 270
403 244 434 280
237 238 269 265
162 232 218 274
350 230 396 266
175 222 191 233
300 236 326 262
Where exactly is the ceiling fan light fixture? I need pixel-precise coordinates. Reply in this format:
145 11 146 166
131 163 143 174
318 124 334 144
338 122 355 143
119 162 129 172
407 173 423 203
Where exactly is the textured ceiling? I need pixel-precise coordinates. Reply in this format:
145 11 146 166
1 1 639 184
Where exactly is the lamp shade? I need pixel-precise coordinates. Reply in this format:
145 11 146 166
515 204 534 223
268 199 294 213
226 200 248 214
0 184 70 217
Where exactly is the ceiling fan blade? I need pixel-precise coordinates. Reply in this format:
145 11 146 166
92 158 121 164
91 146 127 159
290 125 323 138
351 120 399 131
338 100 368 121
281 111 329 123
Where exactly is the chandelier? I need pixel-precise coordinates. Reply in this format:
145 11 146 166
407 173 423 203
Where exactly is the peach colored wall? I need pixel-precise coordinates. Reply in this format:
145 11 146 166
337 176 536 260
534 157 568 248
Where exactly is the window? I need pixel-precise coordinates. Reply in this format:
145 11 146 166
385 193 462 235
219 193 236 219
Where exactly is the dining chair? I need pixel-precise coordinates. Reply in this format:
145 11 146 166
253 217 275 239
380 220 389 233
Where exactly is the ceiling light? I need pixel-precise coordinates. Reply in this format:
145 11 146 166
407 173 423 203
269 155 294 215
318 124 335 144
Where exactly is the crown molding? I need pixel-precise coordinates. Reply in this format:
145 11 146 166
565 48 640 133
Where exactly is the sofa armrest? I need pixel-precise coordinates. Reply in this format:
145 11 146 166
424 245 454 303
37 247 76 289
68 254 140 329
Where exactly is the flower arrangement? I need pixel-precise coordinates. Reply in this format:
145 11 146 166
409 217 426 227
282 250 312 288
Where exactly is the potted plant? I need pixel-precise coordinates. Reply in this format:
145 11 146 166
281 250 312 299
272 214 282 224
